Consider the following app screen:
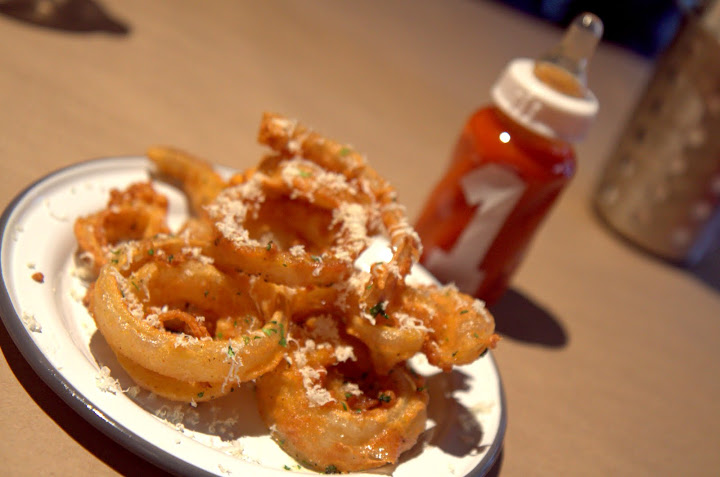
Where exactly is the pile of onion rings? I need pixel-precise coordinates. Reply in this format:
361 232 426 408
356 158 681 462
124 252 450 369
75 112 499 473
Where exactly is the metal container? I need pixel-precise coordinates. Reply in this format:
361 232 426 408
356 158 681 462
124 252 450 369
594 3 720 265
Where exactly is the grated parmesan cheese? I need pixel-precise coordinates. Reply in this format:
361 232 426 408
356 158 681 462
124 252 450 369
221 341 244 392
110 269 144 319
280 157 359 203
333 271 370 314
207 177 269 248
333 344 356 363
21 311 42 333
297 365 335 407
395 312 434 333
331 202 370 262
292 339 316 367
95 366 123 394
181 246 214 265
471 298 493 325
339 382 363 397
288 244 305 257
306 315 339 341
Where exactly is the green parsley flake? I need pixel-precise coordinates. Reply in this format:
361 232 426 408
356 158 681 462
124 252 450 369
266 240 274 251
279 323 287 347
148 248 154 256
378 393 391 403
227 345 235 357
368 302 389 319
460 309 469 314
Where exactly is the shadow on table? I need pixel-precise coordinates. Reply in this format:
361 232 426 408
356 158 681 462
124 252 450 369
490 289 568 348
690 247 720 295
0 0 129 34
484 448 504 476
0 321 172 477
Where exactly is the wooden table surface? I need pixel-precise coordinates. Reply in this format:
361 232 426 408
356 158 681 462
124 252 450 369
1 1 719 476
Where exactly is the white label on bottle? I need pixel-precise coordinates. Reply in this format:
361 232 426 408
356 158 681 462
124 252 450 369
424 163 526 293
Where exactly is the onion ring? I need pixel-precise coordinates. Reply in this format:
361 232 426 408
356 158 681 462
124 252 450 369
256 112 422 299
73 112 500 470
114 351 230 402
255 315 428 473
205 156 378 288
341 277 498 373
287 267 499 374
74 182 170 275
403 283 499 371
147 145 227 216
89 236 290 388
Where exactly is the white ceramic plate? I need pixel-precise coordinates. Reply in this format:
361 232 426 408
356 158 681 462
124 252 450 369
0 157 505 476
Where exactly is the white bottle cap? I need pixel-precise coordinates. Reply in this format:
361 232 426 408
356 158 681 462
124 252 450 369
491 12 603 143
491 57 599 143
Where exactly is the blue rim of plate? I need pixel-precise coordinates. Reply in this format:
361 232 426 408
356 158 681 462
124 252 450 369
0 157 506 476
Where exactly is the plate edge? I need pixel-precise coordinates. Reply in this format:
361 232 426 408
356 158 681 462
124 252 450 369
0 156 507 477
0 157 217 477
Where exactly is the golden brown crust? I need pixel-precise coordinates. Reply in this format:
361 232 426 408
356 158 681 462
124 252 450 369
74 112 498 472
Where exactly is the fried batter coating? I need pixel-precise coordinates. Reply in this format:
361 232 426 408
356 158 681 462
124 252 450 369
74 112 500 472
147 145 227 216
206 185 366 287
114 351 230 402
302 272 499 374
402 283 499 371
256 317 428 473
205 143 383 287
256 112 423 299
89 236 290 389
74 182 170 275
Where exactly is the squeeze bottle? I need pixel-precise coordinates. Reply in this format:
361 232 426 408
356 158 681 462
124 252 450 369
415 13 603 305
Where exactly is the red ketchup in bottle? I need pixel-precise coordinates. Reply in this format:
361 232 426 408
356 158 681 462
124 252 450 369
415 13 603 305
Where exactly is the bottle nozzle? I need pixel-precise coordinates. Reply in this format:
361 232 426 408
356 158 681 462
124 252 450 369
534 12 604 98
